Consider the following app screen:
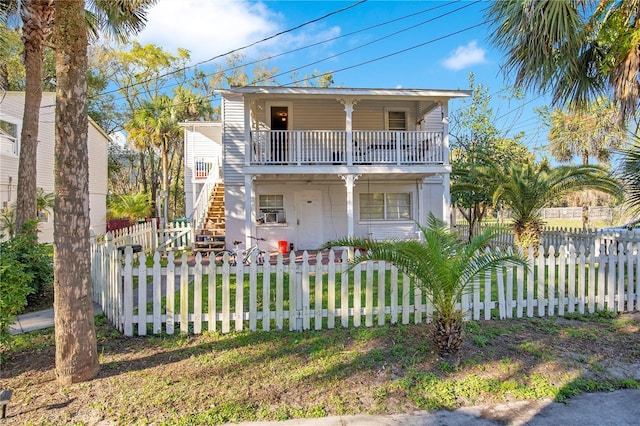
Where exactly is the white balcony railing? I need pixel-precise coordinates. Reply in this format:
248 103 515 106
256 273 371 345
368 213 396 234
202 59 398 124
193 156 220 181
250 130 444 166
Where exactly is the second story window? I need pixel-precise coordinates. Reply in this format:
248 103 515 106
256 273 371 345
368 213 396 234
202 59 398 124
1 119 19 156
387 111 406 131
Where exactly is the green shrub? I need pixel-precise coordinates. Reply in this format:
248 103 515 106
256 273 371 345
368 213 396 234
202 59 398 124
0 222 54 352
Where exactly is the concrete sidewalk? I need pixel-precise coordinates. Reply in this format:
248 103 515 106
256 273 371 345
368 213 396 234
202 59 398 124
232 389 640 425
9 304 102 335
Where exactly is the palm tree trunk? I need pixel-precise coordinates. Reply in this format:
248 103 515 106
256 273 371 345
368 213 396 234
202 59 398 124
582 150 589 230
53 0 99 385
15 0 54 233
161 139 170 224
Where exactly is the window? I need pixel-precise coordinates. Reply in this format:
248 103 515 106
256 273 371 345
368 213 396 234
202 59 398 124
360 192 411 220
1 119 18 155
258 194 286 224
387 111 406 131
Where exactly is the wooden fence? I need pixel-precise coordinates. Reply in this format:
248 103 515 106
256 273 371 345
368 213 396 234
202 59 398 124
91 237 639 337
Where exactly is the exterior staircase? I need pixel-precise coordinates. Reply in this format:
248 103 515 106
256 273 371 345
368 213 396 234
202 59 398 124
194 182 226 255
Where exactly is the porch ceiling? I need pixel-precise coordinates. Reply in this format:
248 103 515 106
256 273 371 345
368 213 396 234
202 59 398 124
250 171 448 183
244 164 451 176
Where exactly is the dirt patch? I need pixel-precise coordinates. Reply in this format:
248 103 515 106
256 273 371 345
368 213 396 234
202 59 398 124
2 312 639 425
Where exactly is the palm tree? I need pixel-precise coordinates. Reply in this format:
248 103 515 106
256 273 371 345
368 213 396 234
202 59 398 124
10 0 156 233
51 0 156 385
490 159 621 251
14 0 54 233
326 214 526 358
126 95 179 225
618 137 640 215
543 99 627 228
108 192 151 221
53 0 99 385
486 0 640 121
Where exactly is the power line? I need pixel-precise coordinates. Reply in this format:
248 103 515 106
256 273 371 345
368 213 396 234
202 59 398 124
281 21 487 88
38 16 489 122
91 0 464 105
238 1 482 89
96 0 369 98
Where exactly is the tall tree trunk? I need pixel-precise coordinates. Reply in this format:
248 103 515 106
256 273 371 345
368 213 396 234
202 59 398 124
139 150 148 194
15 0 54 233
172 143 183 218
582 150 589 230
53 0 100 385
161 141 169 225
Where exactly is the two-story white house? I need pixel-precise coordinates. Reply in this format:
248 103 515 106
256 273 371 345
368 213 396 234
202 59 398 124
0 92 109 242
185 86 469 253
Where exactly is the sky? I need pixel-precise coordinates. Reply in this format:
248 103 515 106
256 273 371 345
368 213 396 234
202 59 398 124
133 0 552 157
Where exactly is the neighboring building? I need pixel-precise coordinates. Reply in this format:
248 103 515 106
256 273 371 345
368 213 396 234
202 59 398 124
180 121 222 217
0 92 109 242
184 86 469 252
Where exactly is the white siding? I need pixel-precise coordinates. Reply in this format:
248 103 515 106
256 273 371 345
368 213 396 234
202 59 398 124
222 94 246 186
422 106 444 132
88 119 109 235
247 98 434 131
0 92 109 242
183 123 222 215
220 90 455 249
224 178 446 251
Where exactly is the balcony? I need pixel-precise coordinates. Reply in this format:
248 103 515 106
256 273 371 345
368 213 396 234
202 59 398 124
192 157 221 182
249 130 446 167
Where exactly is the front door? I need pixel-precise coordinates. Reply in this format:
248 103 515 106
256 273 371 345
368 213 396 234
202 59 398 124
270 106 288 163
295 190 323 250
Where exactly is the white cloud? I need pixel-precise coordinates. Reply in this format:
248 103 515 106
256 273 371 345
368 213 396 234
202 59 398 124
442 41 486 71
135 0 342 68
136 0 282 63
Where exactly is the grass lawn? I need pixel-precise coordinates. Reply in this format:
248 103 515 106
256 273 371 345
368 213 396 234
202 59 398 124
3 311 639 425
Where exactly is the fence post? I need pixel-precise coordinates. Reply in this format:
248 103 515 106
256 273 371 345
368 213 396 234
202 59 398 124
123 245 134 336
151 217 158 251
89 230 98 304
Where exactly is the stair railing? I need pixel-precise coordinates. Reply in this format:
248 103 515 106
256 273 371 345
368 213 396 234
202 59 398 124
191 163 222 234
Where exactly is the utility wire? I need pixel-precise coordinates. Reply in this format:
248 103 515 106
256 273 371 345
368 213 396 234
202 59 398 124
90 0 463 105
96 0 369 98
280 21 486 89
39 17 489 120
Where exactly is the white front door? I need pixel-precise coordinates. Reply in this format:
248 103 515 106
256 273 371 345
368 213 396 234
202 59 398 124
295 190 324 250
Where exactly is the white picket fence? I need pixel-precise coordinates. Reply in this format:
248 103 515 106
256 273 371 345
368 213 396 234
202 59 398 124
103 219 193 254
110 220 158 252
90 236 640 336
454 225 640 255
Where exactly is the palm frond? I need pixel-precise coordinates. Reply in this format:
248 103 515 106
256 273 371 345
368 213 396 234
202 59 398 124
325 214 528 319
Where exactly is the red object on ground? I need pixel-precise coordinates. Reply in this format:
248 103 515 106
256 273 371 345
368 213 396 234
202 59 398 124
278 240 288 255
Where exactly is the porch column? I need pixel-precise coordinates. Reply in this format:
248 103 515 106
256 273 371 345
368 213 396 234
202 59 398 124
244 97 252 166
417 178 424 233
441 102 451 225
340 174 360 238
441 101 450 164
244 174 256 246
339 98 359 165
443 173 451 226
